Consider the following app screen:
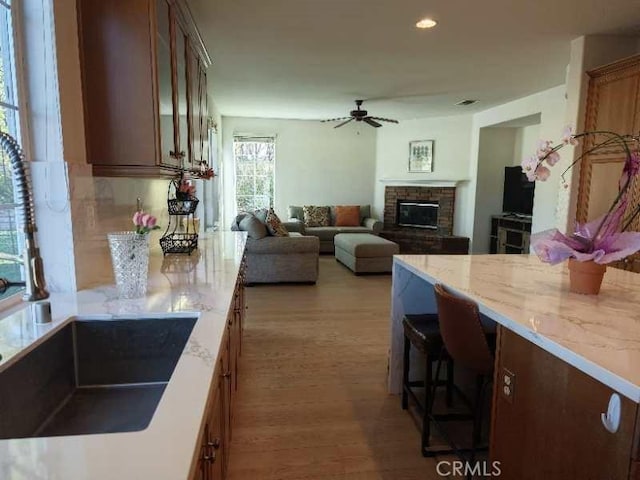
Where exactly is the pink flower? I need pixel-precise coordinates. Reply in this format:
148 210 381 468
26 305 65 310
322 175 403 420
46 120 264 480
521 155 539 182
545 151 561 166
536 140 553 159
133 211 144 226
561 125 579 146
536 165 551 181
144 215 157 228
140 213 151 227
178 180 196 196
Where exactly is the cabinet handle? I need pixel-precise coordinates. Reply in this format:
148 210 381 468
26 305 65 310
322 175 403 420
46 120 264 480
207 438 220 449
601 393 621 434
203 451 216 464
222 371 231 379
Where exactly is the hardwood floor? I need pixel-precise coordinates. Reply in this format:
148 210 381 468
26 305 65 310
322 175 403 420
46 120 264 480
227 257 445 479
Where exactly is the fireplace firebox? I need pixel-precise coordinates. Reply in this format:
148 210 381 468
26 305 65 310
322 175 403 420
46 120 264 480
397 200 439 229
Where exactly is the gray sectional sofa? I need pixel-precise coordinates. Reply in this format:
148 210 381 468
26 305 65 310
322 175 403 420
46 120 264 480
287 205 383 253
231 212 320 284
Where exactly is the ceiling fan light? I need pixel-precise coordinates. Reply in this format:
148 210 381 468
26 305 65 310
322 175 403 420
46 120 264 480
416 18 437 29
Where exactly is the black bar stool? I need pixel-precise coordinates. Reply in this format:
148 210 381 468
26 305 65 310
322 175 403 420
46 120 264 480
401 313 454 456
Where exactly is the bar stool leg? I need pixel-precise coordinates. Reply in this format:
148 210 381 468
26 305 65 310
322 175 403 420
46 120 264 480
421 353 434 456
470 375 487 464
401 335 410 410
446 357 454 407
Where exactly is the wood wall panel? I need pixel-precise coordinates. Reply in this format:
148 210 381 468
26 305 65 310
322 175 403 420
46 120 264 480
491 327 638 479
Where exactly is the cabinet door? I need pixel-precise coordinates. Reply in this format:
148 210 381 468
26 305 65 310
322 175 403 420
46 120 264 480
208 384 224 480
156 0 179 168
78 0 159 172
199 66 209 165
576 55 640 224
491 328 638 479
221 338 232 476
187 43 201 166
173 19 190 166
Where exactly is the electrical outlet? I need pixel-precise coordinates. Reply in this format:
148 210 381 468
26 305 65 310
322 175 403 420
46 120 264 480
501 368 515 403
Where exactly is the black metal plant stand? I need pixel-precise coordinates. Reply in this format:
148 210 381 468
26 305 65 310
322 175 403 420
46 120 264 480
160 174 199 255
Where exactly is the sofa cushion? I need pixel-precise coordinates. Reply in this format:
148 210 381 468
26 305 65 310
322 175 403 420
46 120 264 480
245 234 319 255
304 227 339 241
303 205 330 227
265 208 288 236
335 205 360 226
238 213 268 240
253 208 269 224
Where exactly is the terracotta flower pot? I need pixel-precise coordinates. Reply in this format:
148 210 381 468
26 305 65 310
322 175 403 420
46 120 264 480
568 258 607 295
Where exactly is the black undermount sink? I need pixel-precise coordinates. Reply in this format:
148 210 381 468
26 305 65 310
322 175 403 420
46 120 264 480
0 316 197 439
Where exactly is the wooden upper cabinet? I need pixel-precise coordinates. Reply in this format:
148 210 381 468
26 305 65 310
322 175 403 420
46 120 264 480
77 0 211 177
188 44 202 166
199 66 210 165
156 0 180 170
576 54 640 224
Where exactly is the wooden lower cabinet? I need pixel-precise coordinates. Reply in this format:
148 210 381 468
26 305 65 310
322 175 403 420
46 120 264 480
191 273 245 480
491 327 639 479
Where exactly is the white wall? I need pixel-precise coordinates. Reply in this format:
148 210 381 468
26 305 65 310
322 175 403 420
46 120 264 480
374 115 474 237
472 128 517 253
465 85 567 245
513 125 540 166
221 117 377 227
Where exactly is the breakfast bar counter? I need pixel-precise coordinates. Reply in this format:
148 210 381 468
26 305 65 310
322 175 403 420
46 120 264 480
390 254 640 479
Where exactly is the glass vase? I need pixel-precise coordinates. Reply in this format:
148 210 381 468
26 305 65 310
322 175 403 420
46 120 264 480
107 232 150 299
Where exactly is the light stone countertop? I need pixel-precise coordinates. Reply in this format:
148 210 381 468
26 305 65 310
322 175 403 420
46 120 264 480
392 254 640 402
0 231 246 480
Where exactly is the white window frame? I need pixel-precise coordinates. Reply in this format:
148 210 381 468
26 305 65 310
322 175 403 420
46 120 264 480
232 135 276 215
0 0 31 308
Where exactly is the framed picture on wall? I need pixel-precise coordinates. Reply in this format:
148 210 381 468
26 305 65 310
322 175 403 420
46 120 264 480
408 140 434 173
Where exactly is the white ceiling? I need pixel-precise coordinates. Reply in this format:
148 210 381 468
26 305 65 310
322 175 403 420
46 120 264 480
187 0 640 121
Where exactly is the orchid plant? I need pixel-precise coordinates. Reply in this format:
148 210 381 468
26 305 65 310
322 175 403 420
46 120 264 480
522 127 640 265
133 210 161 235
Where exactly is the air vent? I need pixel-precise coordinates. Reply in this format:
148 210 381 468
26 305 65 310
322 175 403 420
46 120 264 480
455 99 478 106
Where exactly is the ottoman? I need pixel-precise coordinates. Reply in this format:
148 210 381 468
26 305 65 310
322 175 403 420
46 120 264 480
334 233 399 274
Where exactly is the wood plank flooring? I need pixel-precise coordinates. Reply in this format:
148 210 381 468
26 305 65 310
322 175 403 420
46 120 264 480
227 257 445 480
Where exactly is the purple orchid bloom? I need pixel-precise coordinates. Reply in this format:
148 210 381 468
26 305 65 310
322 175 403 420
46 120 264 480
526 127 640 266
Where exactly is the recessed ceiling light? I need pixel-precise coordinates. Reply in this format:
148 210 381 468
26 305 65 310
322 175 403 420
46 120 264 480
455 99 479 106
416 18 437 29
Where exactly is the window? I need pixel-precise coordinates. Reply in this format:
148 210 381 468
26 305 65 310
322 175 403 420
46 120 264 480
0 0 24 300
233 136 275 213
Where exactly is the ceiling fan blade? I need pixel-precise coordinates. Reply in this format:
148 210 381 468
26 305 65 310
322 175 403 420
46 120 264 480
334 118 354 128
321 117 351 123
370 117 399 124
363 117 382 128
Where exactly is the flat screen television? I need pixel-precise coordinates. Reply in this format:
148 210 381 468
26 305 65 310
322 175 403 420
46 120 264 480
503 166 534 215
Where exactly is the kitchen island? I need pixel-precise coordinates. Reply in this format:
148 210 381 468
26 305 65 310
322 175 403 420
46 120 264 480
390 254 640 479
0 232 246 480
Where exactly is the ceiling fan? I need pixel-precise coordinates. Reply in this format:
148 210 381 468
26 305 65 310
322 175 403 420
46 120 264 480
321 100 399 128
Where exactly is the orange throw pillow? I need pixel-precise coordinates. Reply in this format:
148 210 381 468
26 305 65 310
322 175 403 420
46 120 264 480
335 205 360 227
